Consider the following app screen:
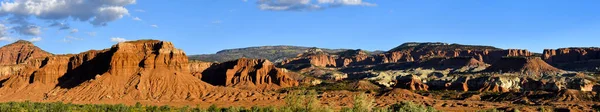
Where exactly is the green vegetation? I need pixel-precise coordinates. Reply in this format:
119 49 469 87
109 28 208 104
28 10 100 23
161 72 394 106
0 91 438 112
188 46 352 63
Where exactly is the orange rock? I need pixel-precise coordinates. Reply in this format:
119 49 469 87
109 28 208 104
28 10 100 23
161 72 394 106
189 61 215 79
0 40 53 66
394 75 429 91
202 58 299 90
0 40 212 101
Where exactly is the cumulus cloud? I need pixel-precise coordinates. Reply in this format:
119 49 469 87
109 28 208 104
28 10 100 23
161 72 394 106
110 37 127 42
257 0 375 11
28 37 42 42
0 0 136 35
150 24 159 28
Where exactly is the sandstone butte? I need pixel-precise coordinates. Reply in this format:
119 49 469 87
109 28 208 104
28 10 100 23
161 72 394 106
0 40 53 66
201 58 299 90
0 40 298 103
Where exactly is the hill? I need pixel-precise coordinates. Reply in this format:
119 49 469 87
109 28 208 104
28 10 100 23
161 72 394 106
0 40 53 66
188 45 383 63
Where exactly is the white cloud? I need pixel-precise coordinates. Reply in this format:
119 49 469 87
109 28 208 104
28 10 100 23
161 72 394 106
87 32 97 37
14 25 41 36
110 37 127 42
70 29 79 34
0 37 13 42
28 37 42 42
132 17 142 21
49 21 70 30
0 24 12 42
91 6 130 26
61 37 71 43
150 24 159 28
66 36 82 40
257 0 376 11
0 0 136 34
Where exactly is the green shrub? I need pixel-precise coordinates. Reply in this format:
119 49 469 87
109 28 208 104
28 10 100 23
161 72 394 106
284 89 333 112
352 93 375 112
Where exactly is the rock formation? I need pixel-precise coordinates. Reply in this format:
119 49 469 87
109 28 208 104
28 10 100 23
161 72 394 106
189 61 214 79
394 75 429 91
0 40 212 101
280 48 337 68
543 48 600 71
201 58 299 90
484 57 564 76
0 40 53 66
416 57 487 70
383 42 533 64
280 43 533 70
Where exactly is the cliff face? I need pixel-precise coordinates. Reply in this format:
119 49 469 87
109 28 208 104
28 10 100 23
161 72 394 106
280 48 338 68
0 40 212 101
543 48 600 71
0 40 53 66
377 49 533 64
202 58 299 90
189 61 215 79
280 43 533 69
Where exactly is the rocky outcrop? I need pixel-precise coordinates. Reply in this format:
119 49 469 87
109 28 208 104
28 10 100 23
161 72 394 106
189 61 214 79
384 42 533 64
484 57 564 76
416 57 487 70
378 49 533 64
281 43 533 70
280 48 337 68
543 48 600 71
394 75 429 91
202 58 299 90
0 40 212 101
0 40 53 66
468 76 522 92
335 49 375 67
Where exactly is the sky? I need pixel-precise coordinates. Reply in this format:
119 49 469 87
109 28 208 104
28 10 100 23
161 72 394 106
0 0 599 54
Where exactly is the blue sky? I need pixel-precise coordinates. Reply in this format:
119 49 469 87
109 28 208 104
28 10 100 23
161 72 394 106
0 0 599 54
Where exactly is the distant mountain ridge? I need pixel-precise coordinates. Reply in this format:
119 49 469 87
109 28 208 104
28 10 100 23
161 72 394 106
388 42 501 52
188 45 384 63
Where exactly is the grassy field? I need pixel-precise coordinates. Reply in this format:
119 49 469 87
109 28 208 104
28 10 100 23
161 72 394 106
0 90 439 112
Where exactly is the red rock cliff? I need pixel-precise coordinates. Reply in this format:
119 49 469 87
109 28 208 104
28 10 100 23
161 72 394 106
0 40 212 101
202 58 299 90
0 40 53 65
543 48 600 64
